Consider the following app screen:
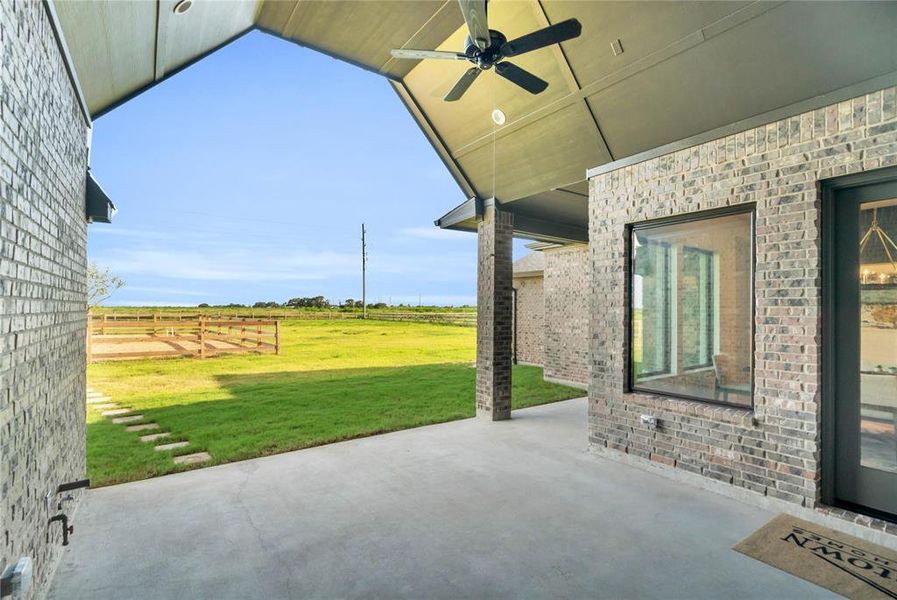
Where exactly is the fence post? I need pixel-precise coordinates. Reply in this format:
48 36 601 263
275 320 280 355
199 317 206 359
101 313 107 335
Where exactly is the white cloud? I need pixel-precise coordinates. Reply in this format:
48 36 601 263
95 246 474 284
108 300 198 307
124 286 211 297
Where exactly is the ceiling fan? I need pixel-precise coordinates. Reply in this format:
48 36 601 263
390 0 582 102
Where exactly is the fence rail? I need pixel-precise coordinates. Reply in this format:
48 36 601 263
88 314 280 362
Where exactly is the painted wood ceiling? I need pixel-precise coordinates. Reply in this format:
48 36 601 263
55 0 897 231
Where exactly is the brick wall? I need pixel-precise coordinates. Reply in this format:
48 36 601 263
476 202 514 420
544 245 589 387
589 87 897 508
1 1 90 596
513 274 543 365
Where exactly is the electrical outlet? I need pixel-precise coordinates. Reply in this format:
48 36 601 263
640 414 658 428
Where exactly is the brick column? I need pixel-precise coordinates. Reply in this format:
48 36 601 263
476 200 514 420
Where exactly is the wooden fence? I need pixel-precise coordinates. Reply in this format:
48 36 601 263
88 314 280 362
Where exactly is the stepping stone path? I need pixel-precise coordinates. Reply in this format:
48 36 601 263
154 441 189 452
101 408 131 416
126 423 159 432
112 415 144 424
86 387 211 467
174 452 212 465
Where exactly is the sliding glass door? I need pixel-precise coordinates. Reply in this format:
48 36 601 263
831 179 897 519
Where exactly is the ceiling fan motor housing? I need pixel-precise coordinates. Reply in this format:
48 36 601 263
465 30 507 70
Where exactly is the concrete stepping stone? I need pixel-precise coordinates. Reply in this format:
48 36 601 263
155 441 189 452
126 423 159 432
112 415 144 424
87 396 113 404
101 408 132 416
173 452 211 465
139 432 171 443
91 403 118 410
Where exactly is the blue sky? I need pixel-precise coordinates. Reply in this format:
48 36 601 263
88 30 526 307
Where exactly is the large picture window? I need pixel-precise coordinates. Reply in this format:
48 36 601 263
629 207 754 407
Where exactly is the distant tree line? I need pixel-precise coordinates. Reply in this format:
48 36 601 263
196 297 390 310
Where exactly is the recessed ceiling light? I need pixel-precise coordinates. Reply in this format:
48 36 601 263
491 109 506 126
174 0 192 15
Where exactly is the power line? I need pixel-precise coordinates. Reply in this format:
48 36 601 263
361 223 367 319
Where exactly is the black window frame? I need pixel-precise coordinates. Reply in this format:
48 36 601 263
626 203 756 410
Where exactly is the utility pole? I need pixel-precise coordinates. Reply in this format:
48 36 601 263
361 223 367 319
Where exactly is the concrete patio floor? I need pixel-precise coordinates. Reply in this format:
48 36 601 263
48 398 835 599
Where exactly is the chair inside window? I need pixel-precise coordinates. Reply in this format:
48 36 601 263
712 353 751 404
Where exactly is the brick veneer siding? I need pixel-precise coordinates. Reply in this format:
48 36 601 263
1 1 90 595
544 245 589 387
512 273 543 366
588 87 897 510
477 202 514 420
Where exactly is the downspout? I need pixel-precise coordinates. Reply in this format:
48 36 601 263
512 287 518 365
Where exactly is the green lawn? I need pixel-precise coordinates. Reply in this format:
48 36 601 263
87 320 582 486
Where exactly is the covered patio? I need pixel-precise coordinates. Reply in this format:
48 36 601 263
5 1 897 597
48 399 829 599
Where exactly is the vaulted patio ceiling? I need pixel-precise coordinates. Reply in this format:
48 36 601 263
54 1 897 242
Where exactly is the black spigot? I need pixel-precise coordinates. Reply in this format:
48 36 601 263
57 479 90 494
48 514 73 546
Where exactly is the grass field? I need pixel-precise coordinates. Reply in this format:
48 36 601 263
87 320 582 486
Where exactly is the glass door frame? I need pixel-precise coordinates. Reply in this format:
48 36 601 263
822 165 897 520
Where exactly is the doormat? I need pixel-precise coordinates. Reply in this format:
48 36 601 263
735 514 897 599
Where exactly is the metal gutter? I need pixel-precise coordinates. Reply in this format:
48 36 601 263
435 197 587 243
586 70 897 179
434 197 478 229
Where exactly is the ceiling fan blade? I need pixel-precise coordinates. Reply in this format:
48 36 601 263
500 18 582 57
495 61 548 95
458 0 490 51
390 49 467 61
445 67 481 102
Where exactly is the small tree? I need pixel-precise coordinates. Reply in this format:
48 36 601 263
87 262 124 308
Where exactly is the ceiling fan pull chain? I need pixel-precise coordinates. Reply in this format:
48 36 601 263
492 70 497 201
